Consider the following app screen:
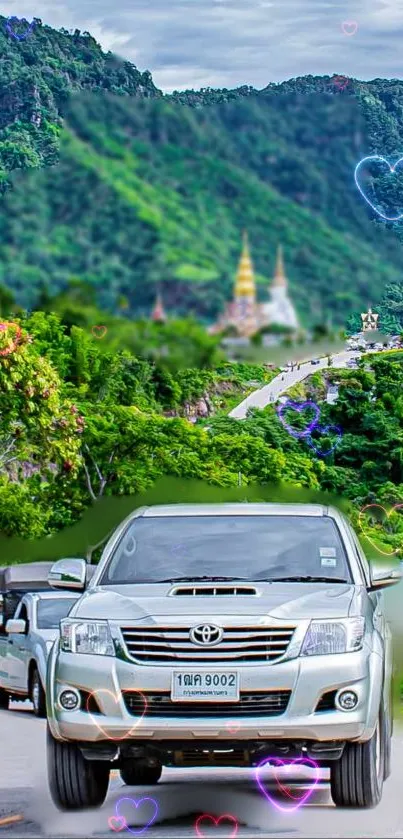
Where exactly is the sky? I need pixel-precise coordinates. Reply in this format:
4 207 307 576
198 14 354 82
2 0 403 92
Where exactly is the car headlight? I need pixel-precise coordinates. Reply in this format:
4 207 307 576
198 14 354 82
60 620 115 656
301 618 365 656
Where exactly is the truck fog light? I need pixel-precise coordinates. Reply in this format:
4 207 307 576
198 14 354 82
59 689 80 710
337 690 358 711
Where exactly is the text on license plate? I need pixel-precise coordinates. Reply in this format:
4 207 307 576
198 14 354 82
171 671 239 701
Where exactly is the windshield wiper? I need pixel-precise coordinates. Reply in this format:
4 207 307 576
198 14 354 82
261 575 349 584
158 576 251 583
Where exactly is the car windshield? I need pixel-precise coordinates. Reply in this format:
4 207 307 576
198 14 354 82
100 515 352 585
36 598 77 629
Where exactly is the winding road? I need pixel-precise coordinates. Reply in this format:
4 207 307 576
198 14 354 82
229 349 362 419
1 696 403 838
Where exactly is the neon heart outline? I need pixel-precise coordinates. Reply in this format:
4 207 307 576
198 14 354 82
354 155 403 221
332 75 349 91
225 720 241 734
358 503 403 556
195 814 238 838
255 756 320 813
115 796 158 836
108 815 127 832
341 20 358 35
85 688 147 741
5 17 35 41
306 423 342 457
91 324 107 339
277 400 321 438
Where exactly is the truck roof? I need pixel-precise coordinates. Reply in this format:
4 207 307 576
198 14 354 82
141 503 328 517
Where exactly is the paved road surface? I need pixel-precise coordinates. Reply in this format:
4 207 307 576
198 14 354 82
1 698 403 838
229 349 362 419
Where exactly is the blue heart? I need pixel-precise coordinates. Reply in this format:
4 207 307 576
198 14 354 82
306 423 342 457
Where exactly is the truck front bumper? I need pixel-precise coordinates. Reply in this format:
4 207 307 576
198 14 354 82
47 645 383 746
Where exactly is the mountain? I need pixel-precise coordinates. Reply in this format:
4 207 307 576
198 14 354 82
0 17 402 326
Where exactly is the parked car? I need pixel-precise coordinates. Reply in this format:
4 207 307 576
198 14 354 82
0 562 56 631
311 358 321 365
0 590 81 716
46 503 400 811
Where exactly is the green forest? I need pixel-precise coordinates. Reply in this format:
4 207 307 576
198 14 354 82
1 17 403 561
0 17 403 326
0 299 403 563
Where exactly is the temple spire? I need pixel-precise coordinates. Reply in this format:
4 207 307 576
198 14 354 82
272 244 287 289
234 231 256 300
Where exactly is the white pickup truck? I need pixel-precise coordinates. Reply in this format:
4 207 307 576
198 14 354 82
0 590 80 715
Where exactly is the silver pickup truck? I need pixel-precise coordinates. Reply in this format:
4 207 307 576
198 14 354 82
46 503 401 811
0 590 80 715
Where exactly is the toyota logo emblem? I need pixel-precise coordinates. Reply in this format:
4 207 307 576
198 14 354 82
189 624 224 646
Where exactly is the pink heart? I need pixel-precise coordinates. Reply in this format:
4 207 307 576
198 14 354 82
195 814 238 838
85 689 147 741
225 721 241 734
341 20 358 35
108 816 127 832
91 324 107 339
331 75 349 91
255 756 320 813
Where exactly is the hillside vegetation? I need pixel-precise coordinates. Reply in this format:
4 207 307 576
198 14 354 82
0 17 402 324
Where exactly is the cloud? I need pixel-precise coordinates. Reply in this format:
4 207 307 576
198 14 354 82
2 0 402 91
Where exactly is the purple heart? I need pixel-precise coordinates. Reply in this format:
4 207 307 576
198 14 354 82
354 155 403 221
5 17 35 41
115 797 158 836
255 756 320 813
277 400 321 438
306 423 342 457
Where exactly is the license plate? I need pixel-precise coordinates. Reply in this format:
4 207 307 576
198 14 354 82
171 671 239 702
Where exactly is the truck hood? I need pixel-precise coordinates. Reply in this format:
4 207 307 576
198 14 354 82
71 582 359 622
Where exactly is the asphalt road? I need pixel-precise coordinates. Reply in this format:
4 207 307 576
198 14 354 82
1 698 403 839
228 349 363 419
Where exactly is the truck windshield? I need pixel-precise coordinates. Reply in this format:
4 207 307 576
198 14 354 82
100 515 352 585
36 598 77 629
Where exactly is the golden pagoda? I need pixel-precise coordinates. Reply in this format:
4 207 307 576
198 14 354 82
210 234 299 337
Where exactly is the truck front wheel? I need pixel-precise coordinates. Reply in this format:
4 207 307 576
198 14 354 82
330 708 385 808
120 759 162 786
47 725 110 810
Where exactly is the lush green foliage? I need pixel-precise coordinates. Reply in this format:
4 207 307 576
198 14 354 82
0 20 402 326
1 307 403 562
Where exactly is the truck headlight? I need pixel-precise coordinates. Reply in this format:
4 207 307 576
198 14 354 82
301 618 365 656
60 620 115 656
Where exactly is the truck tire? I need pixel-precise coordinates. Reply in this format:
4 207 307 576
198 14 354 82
47 724 110 810
0 688 9 710
120 760 162 786
330 708 385 808
31 667 46 718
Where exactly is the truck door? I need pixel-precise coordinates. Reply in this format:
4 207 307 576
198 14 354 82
5 600 30 693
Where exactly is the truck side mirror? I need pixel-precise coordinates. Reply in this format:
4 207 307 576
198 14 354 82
6 618 26 634
48 558 86 591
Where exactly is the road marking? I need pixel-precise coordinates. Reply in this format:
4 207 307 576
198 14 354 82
0 815 24 828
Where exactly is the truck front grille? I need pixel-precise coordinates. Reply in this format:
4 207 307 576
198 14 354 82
120 625 295 664
123 690 291 718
